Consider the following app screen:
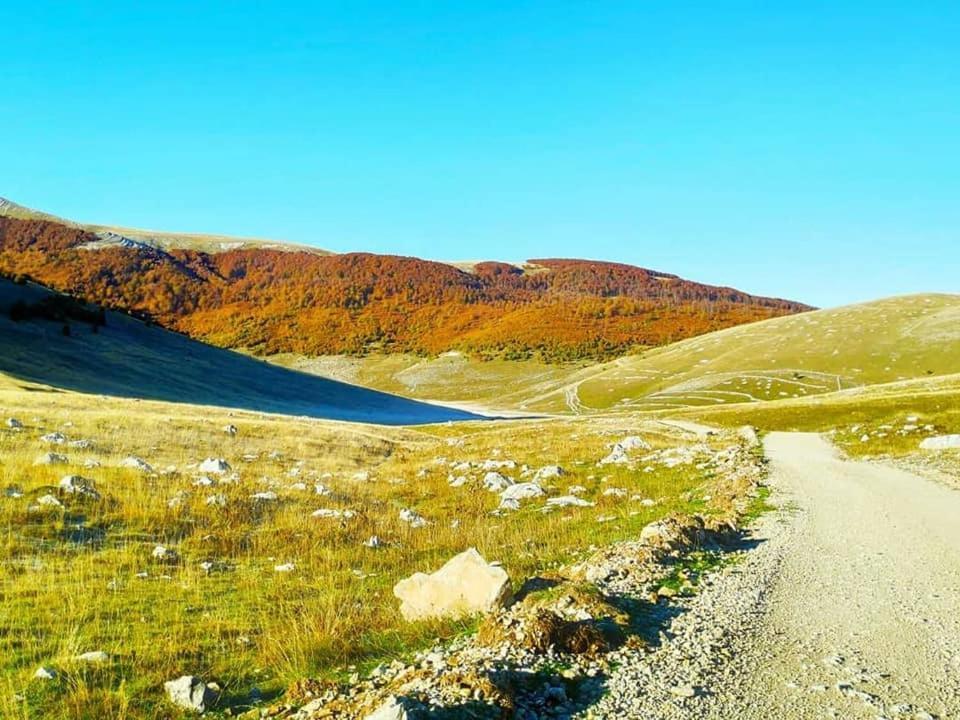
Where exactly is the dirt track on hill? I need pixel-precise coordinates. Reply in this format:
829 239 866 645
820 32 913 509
704 432 960 719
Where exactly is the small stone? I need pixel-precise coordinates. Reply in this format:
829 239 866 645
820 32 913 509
33 666 57 680
75 651 110 663
164 675 217 713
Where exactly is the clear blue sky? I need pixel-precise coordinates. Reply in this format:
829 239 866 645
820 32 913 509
2 2 957 307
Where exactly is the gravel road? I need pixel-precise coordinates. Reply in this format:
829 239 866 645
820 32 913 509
586 432 960 719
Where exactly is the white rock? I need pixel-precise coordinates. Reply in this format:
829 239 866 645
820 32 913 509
364 535 384 548
393 548 512 621
199 458 231 475
568 485 587 495
152 545 179 563
364 696 409 720
500 482 545 501
193 476 216 487
37 494 63 508
6 418 23 429
59 475 99 499
223 424 238 436
602 487 627 498
448 475 469 488
33 666 57 680
121 456 154 473
598 445 630 465
919 434 960 450
619 436 650 450
164 675 216 713
314 483 332 496
76 651 109 663
546 495 594 508
399 508 429 528
533 465 565 481
312 508 355 520
35 452 68 466
274 563 295 573
205 494 227 507
41 432 66 444
482 472 513 492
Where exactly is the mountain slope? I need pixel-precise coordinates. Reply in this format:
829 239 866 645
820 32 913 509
0 277 482 424
0 199 811 361
506 293 960 412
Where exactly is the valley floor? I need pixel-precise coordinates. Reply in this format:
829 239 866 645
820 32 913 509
592 432 960 719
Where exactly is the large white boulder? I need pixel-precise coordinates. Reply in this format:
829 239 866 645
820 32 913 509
393 548 512 622
164 675 216 713
920 434 960 450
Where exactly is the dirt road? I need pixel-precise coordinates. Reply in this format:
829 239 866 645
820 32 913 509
705 432 960 719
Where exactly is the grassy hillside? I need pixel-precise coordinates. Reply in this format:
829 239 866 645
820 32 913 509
279 294 960 415
0 278 480 425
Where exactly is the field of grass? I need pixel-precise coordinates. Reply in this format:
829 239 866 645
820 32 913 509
0 368 740 719
279 295 960 416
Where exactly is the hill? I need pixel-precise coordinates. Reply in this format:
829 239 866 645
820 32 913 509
520 293 960 412
0 198 811 361
283 294 959 414
0 277 481 425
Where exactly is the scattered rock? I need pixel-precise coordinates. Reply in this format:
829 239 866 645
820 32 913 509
152 545 179 564
199 458 231 475
6 418 23 429
394 548 512 621
919 434 960 450
274 562 296 573
533 465 565 481
223 424 238 436
164 675 217 713
364 535 384 548
59 475 100 500
75 651 110 663
545 495 594 508
35 452 68 466
399 508 429 528
500 482 545 502
37 494 63 508
364 696 410 720
483 472 513 492
33 666 57 681
121 456 154 473
41 432 67 444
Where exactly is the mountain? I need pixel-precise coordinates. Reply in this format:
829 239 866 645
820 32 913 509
0 197 812 361
0 275 482 424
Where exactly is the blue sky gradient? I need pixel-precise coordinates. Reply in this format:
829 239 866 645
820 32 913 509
2 2 957 307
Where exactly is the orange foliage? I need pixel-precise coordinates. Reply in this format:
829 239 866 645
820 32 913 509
0 217 811 361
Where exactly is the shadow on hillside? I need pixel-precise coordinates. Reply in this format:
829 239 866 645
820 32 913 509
0 279 492 425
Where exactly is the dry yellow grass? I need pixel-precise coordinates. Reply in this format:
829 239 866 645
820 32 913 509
0 374 730 719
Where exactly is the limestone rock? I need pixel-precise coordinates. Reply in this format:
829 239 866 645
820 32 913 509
164 675 216 713
394 548 512 621
199 458 231 474
919 434 960 450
